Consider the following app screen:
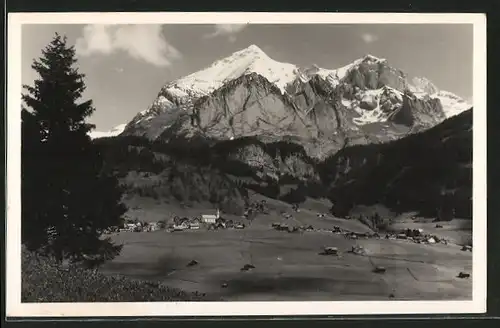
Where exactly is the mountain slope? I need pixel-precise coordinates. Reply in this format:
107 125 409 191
95 134 323 214
319 108 472 219
94 136 247 214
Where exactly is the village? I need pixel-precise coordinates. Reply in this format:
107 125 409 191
104 200 269 234
104 200 473 259
105 208 245 234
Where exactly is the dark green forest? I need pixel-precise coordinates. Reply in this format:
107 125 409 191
319 108 472 219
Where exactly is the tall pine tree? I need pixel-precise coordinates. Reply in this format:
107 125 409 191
22 33 126 264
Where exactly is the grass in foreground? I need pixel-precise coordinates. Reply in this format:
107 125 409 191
22 248 213 302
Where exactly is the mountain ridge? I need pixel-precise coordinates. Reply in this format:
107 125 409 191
117 45 470 159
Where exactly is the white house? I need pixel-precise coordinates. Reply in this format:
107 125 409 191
202 209 220 224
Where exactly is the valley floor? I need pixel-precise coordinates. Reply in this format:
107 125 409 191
100 196 472 301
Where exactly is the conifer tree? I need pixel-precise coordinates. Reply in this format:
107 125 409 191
21 33 126 264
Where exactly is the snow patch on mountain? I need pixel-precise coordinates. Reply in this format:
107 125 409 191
89 123 127 139
352 89 385 125
434 91 471 118
341 86 404 126
408 77 471 118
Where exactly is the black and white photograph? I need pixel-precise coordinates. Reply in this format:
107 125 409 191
6 13 486 317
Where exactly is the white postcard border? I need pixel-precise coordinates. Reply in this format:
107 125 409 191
6 12 487 317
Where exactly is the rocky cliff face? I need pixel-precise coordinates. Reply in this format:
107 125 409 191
343 55 407 91
226 142 318 182
393 91 445 127
180 74 299 139
122 45 470 160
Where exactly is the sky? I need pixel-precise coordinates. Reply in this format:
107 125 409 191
21 24 473 131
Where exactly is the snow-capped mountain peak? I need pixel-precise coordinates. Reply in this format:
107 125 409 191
314 54 388 87
161 44 298 99
208 44 271 69
130 45 301 135
234 44 268 58
361 54 387 63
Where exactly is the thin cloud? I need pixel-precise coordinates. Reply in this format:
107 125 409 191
205 24 248 42
75 24 181 67
361 33 379 44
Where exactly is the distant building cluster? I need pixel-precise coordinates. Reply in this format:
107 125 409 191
102 208 248 234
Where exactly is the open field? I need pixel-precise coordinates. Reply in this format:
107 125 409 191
100 196 472 301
